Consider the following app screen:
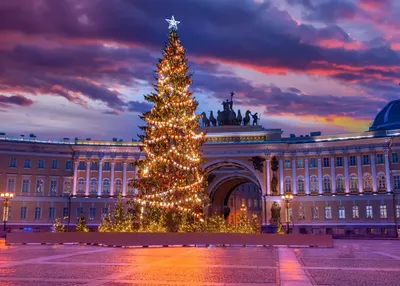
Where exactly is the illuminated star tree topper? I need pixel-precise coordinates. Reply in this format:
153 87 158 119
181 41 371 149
166 15 180 30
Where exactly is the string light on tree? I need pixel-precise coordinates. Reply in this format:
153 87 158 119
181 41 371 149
130 15 208 222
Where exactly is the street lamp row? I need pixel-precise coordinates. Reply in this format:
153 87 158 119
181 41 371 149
1 192 14 231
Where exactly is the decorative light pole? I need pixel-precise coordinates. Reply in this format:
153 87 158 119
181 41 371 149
1 192 14 231
240 203 247 213
281 194 293 234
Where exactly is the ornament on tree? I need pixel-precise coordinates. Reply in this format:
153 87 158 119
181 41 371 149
131 16 208 223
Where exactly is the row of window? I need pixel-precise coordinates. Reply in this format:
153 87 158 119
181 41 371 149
17 206 109 220
8 158 137 172
291 205 400 220
284 153 399 169
5 178 136 195
76 178 135 194
229 198 261 209
283 173 400 193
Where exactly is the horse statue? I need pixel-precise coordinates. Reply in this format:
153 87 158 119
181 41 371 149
243 110 251 126
200 112 210 127
217 110 223 126
228 110 236 125
236 110 243 125
209 111 217 126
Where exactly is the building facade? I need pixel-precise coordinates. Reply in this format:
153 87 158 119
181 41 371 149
1 100 400 236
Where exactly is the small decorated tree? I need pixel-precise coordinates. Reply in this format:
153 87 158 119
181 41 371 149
204 214 233 233
250 214 260 233
52 218 65 233
76 214 89 232
99 196 135 232
235 212 253 234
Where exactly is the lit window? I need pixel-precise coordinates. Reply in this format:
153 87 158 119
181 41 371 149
396 205 400 219
89 208 96 220
63 181 71 194
254 199 258 208
20 207 27 219
363 174 372 190
363 155 370 165
65 160 72 170
366 205 373 218
323 176 331 192
77 178 85 193
36 179 44 193
394 175 400 189
323 157 330 168
376 154 384 164
115 179 122 194
90 178 97 194
392 152 399 163
336 157 343 167
51 159 58 169
336 176 344 191
299 206 305 220
248 199 252 208
380 205 387 219
103 179 110 194
324 206 332 219
284 177 292 193
9 157 17 168
38 159 44 169
34 207 41 220
21 179 30 193
338 206 345 219
310 176 318 193
297 158 304 168
378 174 386 190
352 206 359 219
48 207 55 219
7 178 16 193
350 176 358 190
24 158 31 168
297 177 305 193
127 179 134 194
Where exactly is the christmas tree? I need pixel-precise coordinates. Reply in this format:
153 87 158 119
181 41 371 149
133 16 207 221
76 214 89 232
52 218 65 232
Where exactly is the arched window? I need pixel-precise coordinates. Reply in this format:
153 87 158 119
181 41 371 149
336 175 344 192
284 177 292 193
102 179 110 194
297 177 305 193
363 174 372 191
77 178 85 193
115 179 122 194
127 179 134 194
350 175 358 190
90 178 97 194
323 176 331 192
310 176 318 193
378 173 386 190
248 199 252 208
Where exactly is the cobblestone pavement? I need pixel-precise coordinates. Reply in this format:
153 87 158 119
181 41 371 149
0 239 399 285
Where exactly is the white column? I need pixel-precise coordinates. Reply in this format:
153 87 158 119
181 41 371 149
122 162 127 197
85 160 90 196
357 154 363 193
110 162 115 196
371 152 377 192
97 159 103 196
384 150 392 192
279 158 284 195
317 156 323 195
261 197 266 226
330 156 336 193
344 154 350 194
305 157 310 195
292 157 297 194
266 159 271 195
72 160 78 196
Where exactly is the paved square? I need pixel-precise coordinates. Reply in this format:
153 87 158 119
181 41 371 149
1 239 400 285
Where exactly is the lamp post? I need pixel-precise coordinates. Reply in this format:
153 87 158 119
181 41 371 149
1 192 14 231
281 194 293 234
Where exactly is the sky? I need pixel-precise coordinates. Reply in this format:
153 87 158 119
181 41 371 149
0 0 399 140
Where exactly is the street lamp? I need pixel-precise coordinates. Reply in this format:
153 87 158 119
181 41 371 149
240 203 247 213
1 192 14 231
281 194 293 234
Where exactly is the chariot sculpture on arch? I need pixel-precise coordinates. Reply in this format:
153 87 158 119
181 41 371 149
200 91 260 127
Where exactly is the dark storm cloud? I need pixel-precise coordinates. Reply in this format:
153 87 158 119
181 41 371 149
0 94 34 108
